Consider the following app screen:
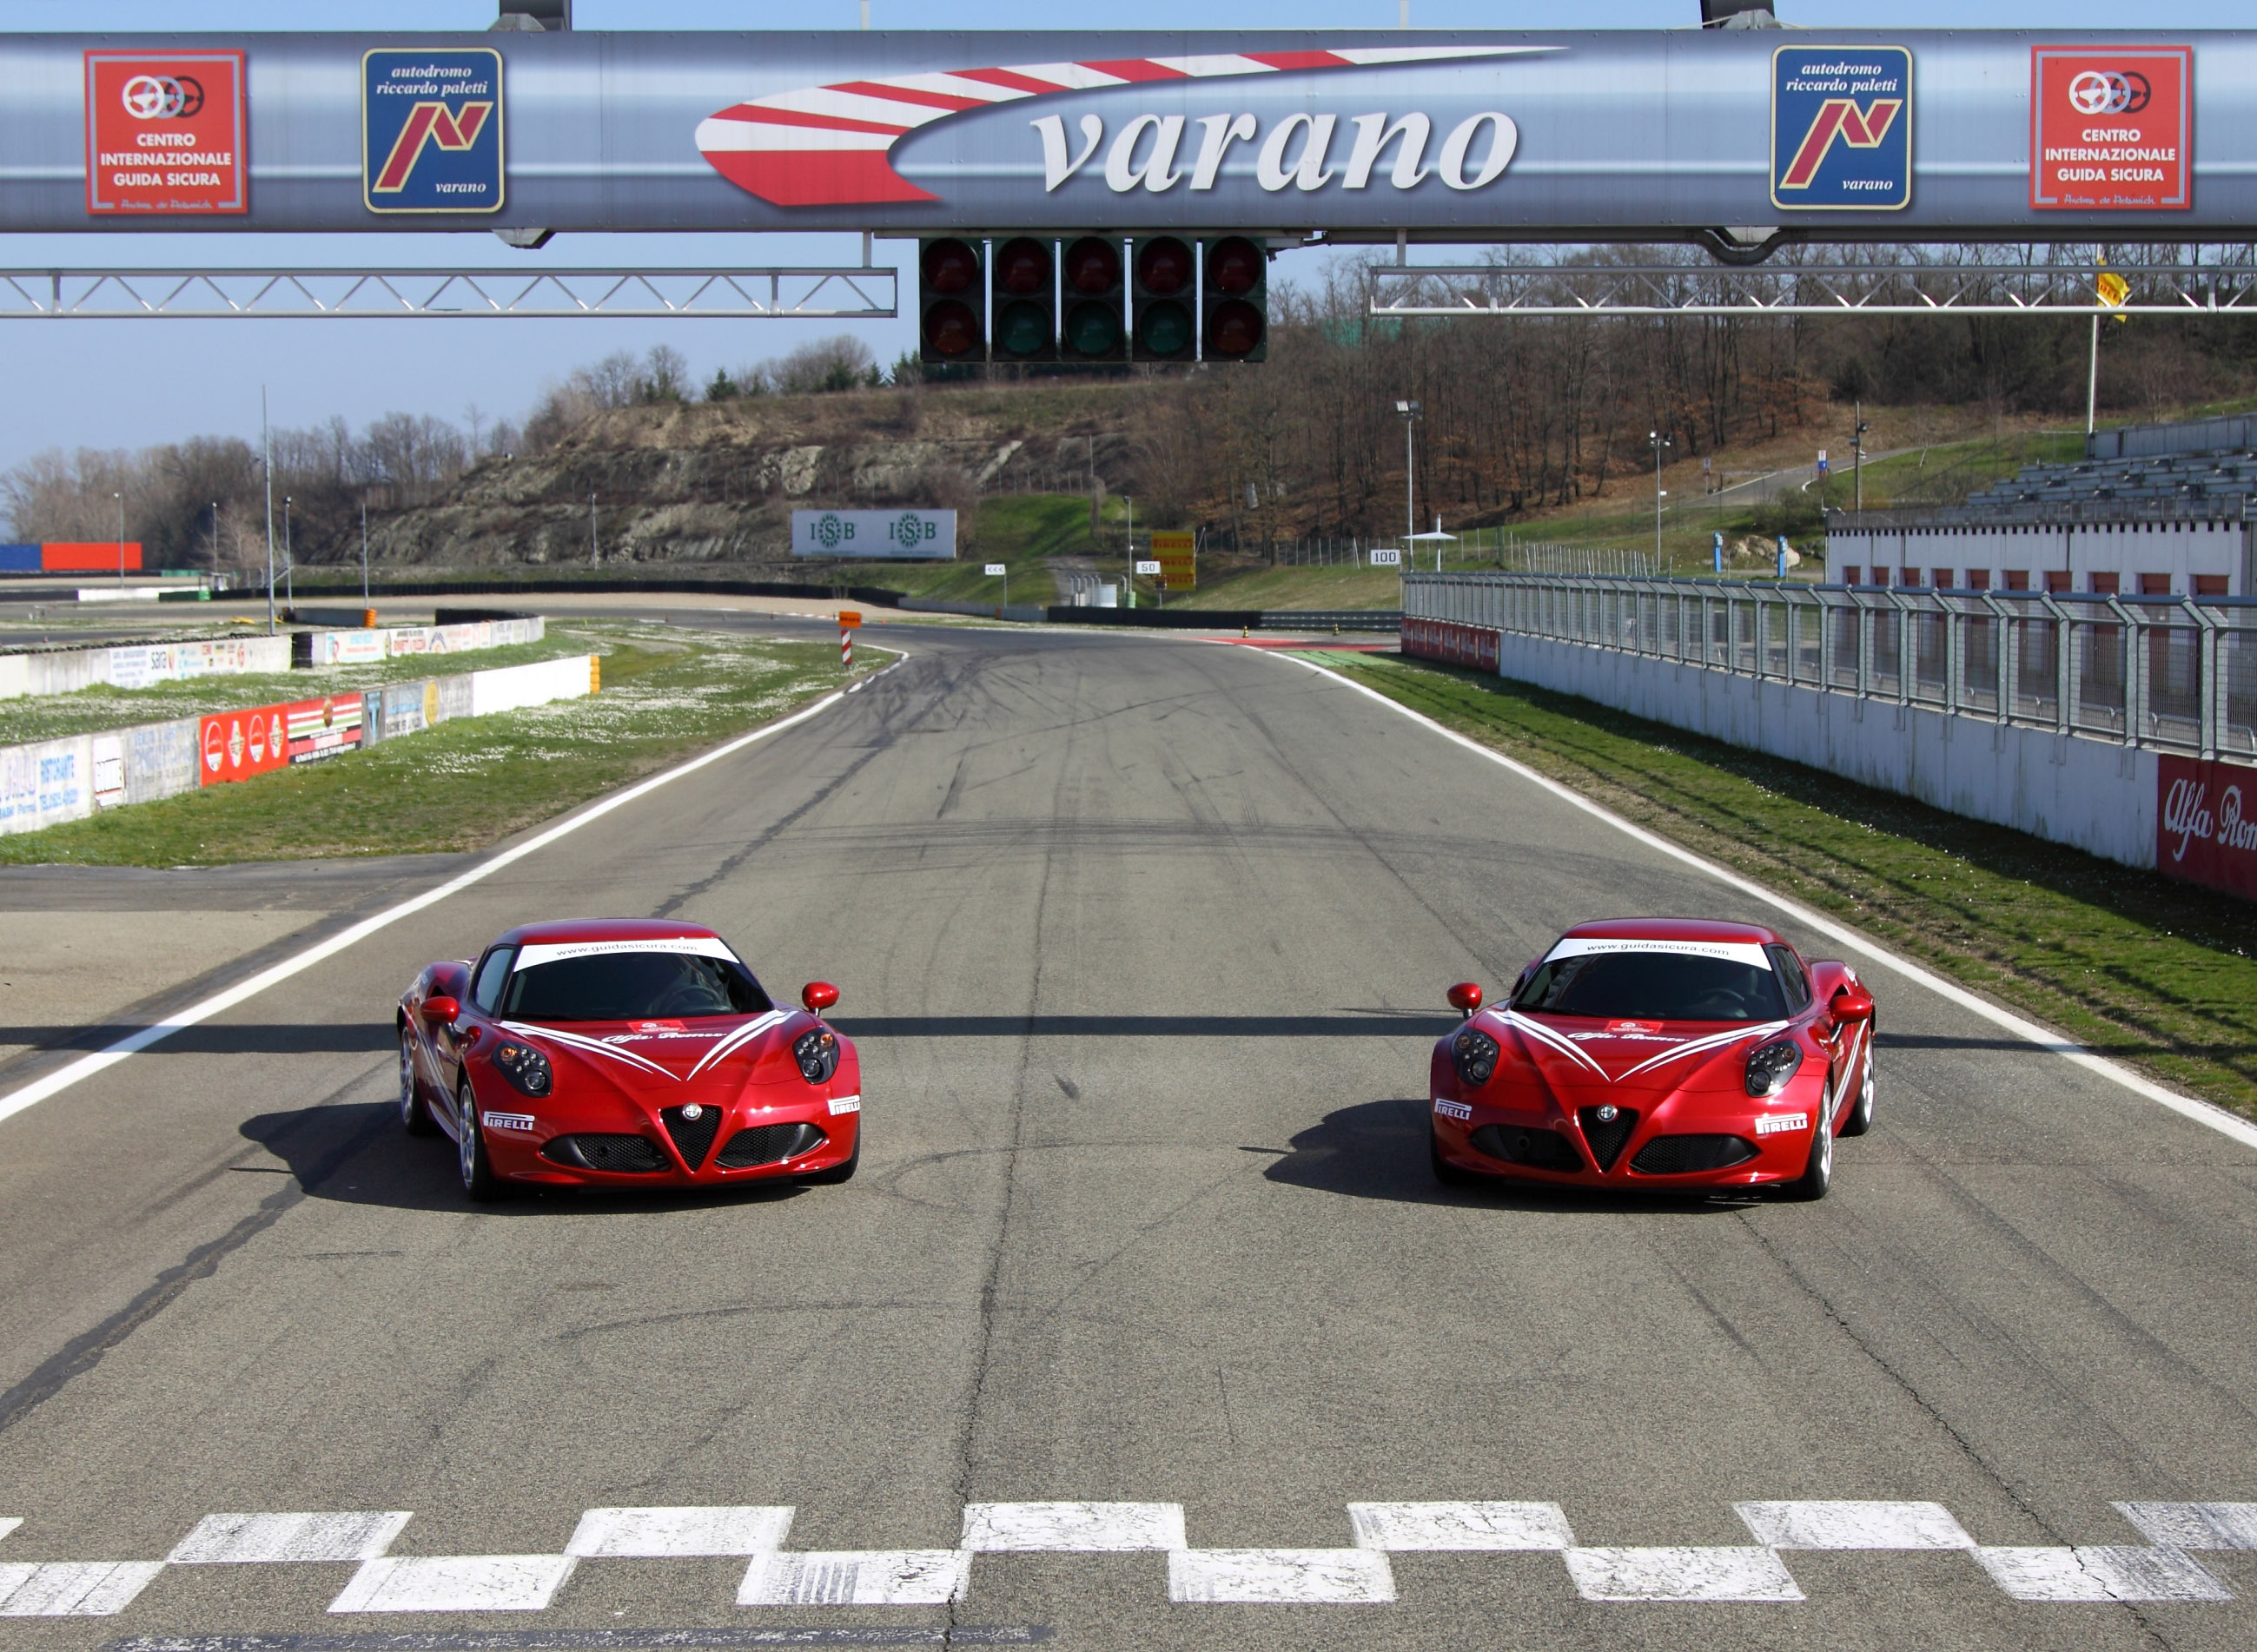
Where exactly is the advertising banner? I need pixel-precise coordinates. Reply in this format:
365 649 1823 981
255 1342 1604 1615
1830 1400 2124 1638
0 735 93 835
42 543 142 572
284 694 365 764
124 717 199 802
199 703 288 786
90 733 124 808
1771 45 1910 212
791 509 957 560
362 48 504 215
83 49 247 215
2157 755 2257 901
1152 531 1196 591
2031 45 2192 211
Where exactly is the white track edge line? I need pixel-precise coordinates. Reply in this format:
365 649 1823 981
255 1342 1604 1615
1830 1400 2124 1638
0 664 899 1128
1263 648 2257 1153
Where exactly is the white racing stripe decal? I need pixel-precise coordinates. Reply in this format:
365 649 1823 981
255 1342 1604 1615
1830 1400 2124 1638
1500 1011 1607 1078
0 674 893 1127
685 1010 790 1080
500 1022 676 1080
1617 1021 1786 1083
1259 651 2257 1154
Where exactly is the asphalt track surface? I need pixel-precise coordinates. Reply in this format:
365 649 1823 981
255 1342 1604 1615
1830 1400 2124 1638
3 618 2255 1651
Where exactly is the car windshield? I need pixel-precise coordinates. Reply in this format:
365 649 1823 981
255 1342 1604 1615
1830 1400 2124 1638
1512 950 1785 1023
499 950 773 1022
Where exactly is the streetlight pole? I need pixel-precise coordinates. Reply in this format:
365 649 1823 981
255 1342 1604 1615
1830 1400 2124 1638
261 386 275 634
361 497 370 603
1852 406 1870 516
209 500 220 584
282 496 294 610
590 489 598 565
1395 399 1421 562
113 490 123 585
1649 429 1671 566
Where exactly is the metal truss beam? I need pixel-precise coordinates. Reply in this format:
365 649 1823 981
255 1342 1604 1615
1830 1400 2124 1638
0 268 897 320
1368 256 2257 319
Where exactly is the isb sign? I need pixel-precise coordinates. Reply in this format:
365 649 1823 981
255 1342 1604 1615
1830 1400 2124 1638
791 509 957 561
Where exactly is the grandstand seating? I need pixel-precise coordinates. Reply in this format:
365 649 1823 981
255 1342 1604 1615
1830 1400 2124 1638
1964 449 2257 512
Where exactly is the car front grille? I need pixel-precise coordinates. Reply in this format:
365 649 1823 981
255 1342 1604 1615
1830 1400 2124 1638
716 1120 826 1169
1629 1133 1759 1176
1468 1122 1584 1174
543 1133 670 1174
1576 1106 1640 1172
662 1105 724 1170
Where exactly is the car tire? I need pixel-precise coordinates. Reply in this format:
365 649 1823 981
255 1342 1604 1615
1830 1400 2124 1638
399 1025 436 1136
1784 1105 1835 1201
456 1078 504 1202
801 1134 859 1186
1430 1127 1477 1187
1837 1040 1875 1137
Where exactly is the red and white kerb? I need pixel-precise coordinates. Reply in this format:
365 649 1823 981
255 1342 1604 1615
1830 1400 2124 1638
694 45 1531 207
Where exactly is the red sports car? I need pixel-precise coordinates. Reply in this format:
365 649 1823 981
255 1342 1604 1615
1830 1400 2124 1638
397 919 861 1200
1428 918 1874 1199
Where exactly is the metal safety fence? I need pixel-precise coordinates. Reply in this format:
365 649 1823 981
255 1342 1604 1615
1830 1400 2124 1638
1403 572 2257 763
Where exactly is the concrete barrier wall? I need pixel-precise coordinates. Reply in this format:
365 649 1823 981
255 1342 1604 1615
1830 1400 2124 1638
0 654 597 836
0 636 293 699
1406 620 2159 869
302 616 545 666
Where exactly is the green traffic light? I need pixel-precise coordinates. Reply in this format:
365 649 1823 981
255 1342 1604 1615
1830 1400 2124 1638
996 301 1049 359
1135 301 1192 360
1064 300 1121 358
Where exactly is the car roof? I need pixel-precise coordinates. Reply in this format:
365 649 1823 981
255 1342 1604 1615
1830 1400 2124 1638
1558 917 1788 948
489 918 725 948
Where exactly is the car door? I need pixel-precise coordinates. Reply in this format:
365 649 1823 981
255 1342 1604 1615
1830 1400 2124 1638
435 947 514 1124
1765 944 1832 1116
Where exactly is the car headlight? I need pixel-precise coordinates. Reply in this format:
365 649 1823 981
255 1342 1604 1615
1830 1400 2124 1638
492 1041 553 1098
793 1025 839 1084
1745 1039 1803 1099
1451 1028 1499 1088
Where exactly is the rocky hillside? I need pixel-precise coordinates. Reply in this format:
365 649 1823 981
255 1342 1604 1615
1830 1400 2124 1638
365 382 1145 569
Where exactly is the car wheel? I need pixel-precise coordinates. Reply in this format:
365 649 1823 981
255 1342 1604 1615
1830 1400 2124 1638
1785 1105 1835 1201
399 1026 436 1136
456 1078 503 1202
1430 1127 1477 1187
1838 1041 1875 1138
801 1134 859 1186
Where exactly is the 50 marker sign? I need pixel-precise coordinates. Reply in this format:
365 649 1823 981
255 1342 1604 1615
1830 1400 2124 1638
362 48 504 215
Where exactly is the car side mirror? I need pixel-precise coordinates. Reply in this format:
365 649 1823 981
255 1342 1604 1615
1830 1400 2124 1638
420 995 460 1026
1446 981 1483 1020
802 981 839 1014
1830 984 1874 1024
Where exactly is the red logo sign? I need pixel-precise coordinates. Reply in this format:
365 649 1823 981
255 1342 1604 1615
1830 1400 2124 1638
371 101 494 194
2157 756 2257 902
2031 46 2191 211
1778 99 1903 191
85 50 248 215
198 705 290 787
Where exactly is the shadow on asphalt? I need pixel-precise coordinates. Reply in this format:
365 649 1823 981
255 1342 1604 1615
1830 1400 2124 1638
240 1103 815 1216
1261 1097 1750 1213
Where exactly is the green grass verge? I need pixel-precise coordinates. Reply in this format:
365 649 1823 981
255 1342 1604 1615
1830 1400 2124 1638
1189 562 1406 611
0 623 863 867
1314 651 2257 1120
0 632 603 745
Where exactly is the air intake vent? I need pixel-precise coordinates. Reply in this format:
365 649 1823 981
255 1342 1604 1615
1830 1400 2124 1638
1576 1106 1640 1172
1629 1133 1758 1176
717 1121 826 1169
543 1134 668 1173
661 1104 724 1170
1468 1122 1583 1175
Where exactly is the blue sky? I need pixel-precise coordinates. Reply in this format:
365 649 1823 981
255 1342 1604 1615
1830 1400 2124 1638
2 0 2248 473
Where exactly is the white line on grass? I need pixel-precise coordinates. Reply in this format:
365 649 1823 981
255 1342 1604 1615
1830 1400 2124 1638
1264 649 2257 1153
0 662 900 1128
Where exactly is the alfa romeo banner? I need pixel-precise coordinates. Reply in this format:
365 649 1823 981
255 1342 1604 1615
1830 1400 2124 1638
2157 755 2257 902
791 509 957 561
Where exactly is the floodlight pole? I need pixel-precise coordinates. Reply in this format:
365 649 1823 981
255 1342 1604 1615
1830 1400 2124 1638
1396 399 1421 560
113 490 123 585
2087 314 2101 436
1649 430 1671 565
361 497 370 602
261 385 275 634
282 496 294 609
1852 408 1870 516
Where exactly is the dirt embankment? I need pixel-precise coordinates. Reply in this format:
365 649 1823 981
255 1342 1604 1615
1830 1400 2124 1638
368 384 1143 568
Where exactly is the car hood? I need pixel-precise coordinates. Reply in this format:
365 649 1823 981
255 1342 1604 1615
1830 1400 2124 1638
1487 1008 1793 1101
497 1009 805 1096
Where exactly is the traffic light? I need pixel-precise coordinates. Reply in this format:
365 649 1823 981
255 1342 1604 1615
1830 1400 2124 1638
1131 235 1196 363
1059 235 1127 363
990 236 1055 363
1202 235 1267 363
919 237 983 365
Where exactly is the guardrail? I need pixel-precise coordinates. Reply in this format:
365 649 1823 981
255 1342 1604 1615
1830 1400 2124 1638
1403 572 2257 762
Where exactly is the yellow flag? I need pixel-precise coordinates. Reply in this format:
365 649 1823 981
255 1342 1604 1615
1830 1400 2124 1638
2096 270 2130 320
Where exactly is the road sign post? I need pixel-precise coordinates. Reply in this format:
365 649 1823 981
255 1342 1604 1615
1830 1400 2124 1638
838 607 861 668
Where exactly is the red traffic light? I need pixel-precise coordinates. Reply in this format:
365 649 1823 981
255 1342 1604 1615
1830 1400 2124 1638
1206 299 1264 360
996 236 1050 296
1064 236 1121 295
1135 236 1194 298
922 298 980 359
921 238 979 295
1206 236 1263 296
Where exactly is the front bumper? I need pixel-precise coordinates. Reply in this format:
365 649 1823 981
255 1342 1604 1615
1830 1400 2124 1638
1432 1086 1821 1188
480 1089 860 1186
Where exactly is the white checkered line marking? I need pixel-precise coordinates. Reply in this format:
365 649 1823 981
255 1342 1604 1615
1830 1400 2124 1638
1564 1547 1805 1602
1167 1549 1395 1604
1736 1500 1975 1550
2115 1500 2257 1550
738 1550 970 1606
169 1512 413 1564
0 1561 167 1616
1972 1546 2233 1602
328 1556 579 1614
962 1502 1185 1552
566 1506 793 1558
0 1518 20 1543
1349 1502 1575 1551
